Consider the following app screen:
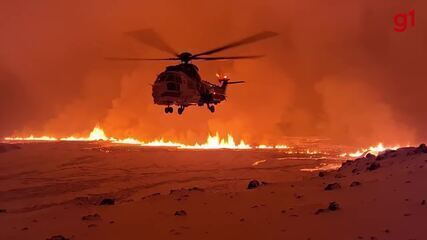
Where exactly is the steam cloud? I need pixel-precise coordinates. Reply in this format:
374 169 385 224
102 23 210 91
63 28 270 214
1 0 426 146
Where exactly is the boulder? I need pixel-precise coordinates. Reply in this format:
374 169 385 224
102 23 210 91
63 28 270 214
415 144 427 154
314 202 340 214
46 235 69 240
174 210 187 216
247 180 261 189
99 198 115 205
328 202 340 211
188 187 205 192
324 183 341 191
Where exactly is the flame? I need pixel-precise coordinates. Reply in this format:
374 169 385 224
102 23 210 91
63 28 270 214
343 143 401 158
180 133 250 149
4 136 57 141
4 127 406 157
4 126 252 150
275 145 289 149
256 144 289 149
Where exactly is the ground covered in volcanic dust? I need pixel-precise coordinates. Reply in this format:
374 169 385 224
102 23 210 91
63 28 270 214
0 141 426 240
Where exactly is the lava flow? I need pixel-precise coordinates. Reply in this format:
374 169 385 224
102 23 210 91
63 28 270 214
4 126 255 150
342 143 402 158
4 126 405 156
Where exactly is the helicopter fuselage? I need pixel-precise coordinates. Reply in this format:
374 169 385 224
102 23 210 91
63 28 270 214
152 64 227 111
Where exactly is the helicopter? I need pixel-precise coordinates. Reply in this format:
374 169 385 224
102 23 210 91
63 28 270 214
107 29 278 114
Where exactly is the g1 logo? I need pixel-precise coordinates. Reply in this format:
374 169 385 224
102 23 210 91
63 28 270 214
394 9 415 32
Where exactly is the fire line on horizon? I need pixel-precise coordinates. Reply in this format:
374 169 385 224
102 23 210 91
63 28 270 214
3 126 402 157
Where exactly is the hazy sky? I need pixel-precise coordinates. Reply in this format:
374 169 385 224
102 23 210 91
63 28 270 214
0 0 425 146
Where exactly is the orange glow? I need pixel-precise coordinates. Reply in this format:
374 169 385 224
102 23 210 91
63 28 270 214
4 136 58 141
4 126 404 156
4 126 251 149
180 133 250 149
341 143 401 158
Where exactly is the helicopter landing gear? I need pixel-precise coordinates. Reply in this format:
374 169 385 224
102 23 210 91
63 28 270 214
178 106 185 115
164 106 173 114
207 104 215 113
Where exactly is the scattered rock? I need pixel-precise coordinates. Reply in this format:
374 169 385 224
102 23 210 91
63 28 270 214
21 227 29 231
81 213 101 221
0 209 6 213
365 153 376 159
384 229 390 233
247 180 261 189
315 202 340 214
99 198 115 205
239 218 245 222
188 187 204 192
350 181 362 187
174 210 187 216
421 200 426 205
88 224 97 228
318 171 327 177
328 202 340 211
403 213 411 217
324 183 341 191
46 235 69 240
367 162 380 171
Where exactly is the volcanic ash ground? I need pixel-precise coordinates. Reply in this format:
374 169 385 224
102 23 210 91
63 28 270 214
0 142 426 240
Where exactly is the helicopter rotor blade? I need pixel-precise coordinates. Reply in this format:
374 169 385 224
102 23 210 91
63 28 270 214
105 57 179 61
126 29 179 56
192 31 278 58
193 55 263 61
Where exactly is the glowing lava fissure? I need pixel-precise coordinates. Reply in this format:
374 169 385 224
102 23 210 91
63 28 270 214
3 126 403 156
4 126 284 150
341 143 402 158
